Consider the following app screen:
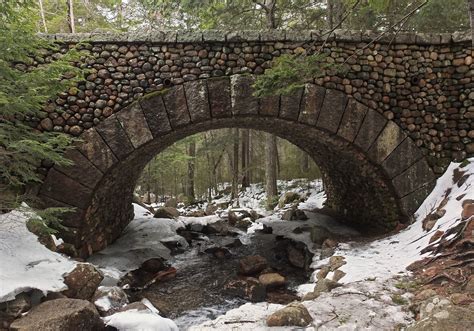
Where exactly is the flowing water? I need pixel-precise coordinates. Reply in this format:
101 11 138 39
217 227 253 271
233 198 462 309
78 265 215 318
128 231 311 330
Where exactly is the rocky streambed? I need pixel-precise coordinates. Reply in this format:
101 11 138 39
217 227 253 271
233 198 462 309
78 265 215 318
117 220 315 329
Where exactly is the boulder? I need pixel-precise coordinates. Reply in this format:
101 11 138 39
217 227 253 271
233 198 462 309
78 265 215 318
187 210 206 217
0 293 31 329
407 296 474 331
154 207 179 219
9 298 103 331
286 243 306 269
56 243 78 257
278 192 300 208
164 197 178 208
224 278 266 302
266 302 313 327
205 204 219 215
92 286 129 316
239 255 268 275
310 225 332 245
282 208 308 221
258 273 286 288
286 242 313 270
62 263 103 300
204 220 232 235
141 258 167 273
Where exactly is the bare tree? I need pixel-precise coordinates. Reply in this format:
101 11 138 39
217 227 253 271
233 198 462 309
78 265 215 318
265 133 278 208
38 0 48 33
231 128 240 203
67 0 75 33
186 140 196 202
469 0 474 45
241 129 250 188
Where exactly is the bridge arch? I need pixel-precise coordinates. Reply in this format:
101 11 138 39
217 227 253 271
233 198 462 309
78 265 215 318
37 75 435 257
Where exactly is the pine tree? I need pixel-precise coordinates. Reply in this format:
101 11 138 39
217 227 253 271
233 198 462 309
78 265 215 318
0 0 81 211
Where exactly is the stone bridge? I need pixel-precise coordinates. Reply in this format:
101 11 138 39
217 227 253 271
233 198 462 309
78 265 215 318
32 30 473 257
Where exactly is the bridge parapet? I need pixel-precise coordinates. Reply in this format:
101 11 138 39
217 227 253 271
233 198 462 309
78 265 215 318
42 29 470 45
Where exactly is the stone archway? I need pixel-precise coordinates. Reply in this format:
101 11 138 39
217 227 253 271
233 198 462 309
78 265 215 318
38 75 436 257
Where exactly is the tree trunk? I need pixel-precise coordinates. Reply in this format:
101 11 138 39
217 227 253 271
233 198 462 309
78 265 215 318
231 128 239 202
38 0 48 33
265 133 278 209
469 0 474 46
67 0 75 33
241 129 250 188
300 150 310 173
264 0 277 29
186 140 196 202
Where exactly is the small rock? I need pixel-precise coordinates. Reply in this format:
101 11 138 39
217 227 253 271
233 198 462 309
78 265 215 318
9 298 103 330
204 247 232 259
310 226 332 245
278 192 300 208
205 204 218 215
266 289 300 305
164 197 178 208
141 258 166 273
224 278 266 302
257 224 273 234
415 289 437 301
429 230 444 244
0 293 31 328
62 263 103 300
332 270 346 282
266 302 313 327
286 243 306 269
303 279 342 300
153 207 179 219
329 256 346 271
258 273 286 288
92 286 129 316
461 199 474 220
239 255 268 276
449 293 472 305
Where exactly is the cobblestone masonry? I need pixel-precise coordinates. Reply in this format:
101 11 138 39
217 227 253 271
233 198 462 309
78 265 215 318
32 30 472 257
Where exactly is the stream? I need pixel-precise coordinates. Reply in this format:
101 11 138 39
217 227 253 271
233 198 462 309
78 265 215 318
126 229 313 330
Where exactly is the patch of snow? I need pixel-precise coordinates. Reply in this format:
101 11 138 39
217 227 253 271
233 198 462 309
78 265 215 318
0 207 77 302
104 309 178 331
88 204 187 285
95 295 112 311
313 158 474 285
178 214 221 226
189 278 413 330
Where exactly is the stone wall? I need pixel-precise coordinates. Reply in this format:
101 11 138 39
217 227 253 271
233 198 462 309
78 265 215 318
29 30 474 175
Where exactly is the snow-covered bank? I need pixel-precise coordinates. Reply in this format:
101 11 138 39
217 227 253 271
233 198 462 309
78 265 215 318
0 208 76 302
311 158 474 285
88 204 187 285
188 160 473 330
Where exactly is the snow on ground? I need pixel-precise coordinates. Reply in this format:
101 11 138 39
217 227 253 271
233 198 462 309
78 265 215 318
178 214 222 227
308 158 474 285
104 298 178 331
188 159 473 330
0 206 77 302
88 204 187 285
190 278 412 330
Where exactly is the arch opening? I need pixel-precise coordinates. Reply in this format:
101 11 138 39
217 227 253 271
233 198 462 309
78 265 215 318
37 76 436 257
